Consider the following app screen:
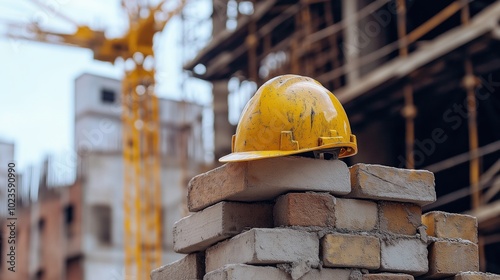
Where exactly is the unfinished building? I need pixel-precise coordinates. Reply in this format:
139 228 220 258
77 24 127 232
0 73 208 280
75 73 207 279
183 0 500 272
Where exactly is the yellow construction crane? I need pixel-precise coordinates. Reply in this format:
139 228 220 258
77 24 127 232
4 0 185 278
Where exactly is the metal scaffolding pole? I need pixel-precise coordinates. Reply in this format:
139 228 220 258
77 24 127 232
396 0 416 169
460 0 484 270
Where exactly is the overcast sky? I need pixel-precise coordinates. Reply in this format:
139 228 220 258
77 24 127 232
0 0 212 170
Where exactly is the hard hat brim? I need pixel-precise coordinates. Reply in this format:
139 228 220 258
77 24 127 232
219 142 357 163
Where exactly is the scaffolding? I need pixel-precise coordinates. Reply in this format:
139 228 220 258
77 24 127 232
184 0 500 272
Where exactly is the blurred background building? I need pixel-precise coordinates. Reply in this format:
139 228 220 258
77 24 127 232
1 0 500 278
0 73 206 279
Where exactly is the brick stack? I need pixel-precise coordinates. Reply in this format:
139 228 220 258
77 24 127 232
151 157 500 280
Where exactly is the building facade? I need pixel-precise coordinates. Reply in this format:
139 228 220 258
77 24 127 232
0 73 206 279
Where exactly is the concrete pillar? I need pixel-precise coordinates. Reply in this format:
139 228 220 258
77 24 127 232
212 0 227 34
342 0 360 84
212 80 235 161
358 0 390 76
342 0 392 80
211 1 232 162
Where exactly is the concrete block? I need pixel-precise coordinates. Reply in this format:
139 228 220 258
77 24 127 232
205 228 319 273
174 202 273 253
380 237 428 275
363 273 414 280
188 157 350 211
299 268 352 280
348 164 436 206
322 233 380 269
204 264 354 280
204 264 289 280
425 240 479 279
151 252 204 280
422 211 478 243
379 202 421 235
274 192 335 227
451 272 500 280
335 198 378 231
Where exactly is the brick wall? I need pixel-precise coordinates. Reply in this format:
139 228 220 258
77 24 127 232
0 181 83 280
0 207 31 280
151 157 500 280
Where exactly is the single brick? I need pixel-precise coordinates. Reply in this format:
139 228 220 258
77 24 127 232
205 228 319 273
422 211 478 243
335 198 378 231
363 273 414 280
379 202 421 235
274 192 335 227
151 252 204 280
348 164 436 206
204 264 353 280
380 237 428 275
452 272 500 280
425 240 479 279
322 233 380 269
174 202 273 253
188 157 350 211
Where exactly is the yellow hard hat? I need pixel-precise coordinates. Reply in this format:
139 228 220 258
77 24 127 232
219 74 357 162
